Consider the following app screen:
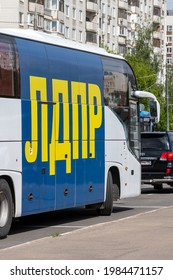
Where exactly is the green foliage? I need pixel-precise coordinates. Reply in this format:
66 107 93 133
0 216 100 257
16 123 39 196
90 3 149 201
124 24 166 131
167 64 173 130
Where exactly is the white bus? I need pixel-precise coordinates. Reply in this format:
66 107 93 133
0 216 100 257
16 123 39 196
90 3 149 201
0 29 159 238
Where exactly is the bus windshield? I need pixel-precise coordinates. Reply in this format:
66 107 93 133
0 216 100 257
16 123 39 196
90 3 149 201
102 56 140 159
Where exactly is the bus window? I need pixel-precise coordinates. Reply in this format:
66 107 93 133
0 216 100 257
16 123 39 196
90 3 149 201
0 35 19 98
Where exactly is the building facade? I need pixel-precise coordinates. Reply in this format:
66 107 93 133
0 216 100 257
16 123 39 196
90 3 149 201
0 1 168 65
166 9 173 66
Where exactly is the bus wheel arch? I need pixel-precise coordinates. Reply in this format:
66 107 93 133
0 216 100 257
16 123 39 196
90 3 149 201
97 170 114 216
109 166 120 201
0 176 14 239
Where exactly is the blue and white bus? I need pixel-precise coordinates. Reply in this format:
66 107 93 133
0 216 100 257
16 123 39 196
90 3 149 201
0 29 157 238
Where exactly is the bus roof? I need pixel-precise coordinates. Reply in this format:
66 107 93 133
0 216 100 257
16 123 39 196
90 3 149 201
0 28 124 60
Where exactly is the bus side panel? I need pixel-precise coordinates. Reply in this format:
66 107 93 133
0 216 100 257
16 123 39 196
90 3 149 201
17 37 105 215
45 44 78 209
46 45 105 207
0 99 22 217
104 106 141 198
75 51 105 205
17 39 56 215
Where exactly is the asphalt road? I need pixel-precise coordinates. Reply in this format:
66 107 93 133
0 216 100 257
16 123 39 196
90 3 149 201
1 184 173 259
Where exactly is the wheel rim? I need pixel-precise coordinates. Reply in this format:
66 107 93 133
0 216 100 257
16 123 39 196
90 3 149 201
0 191 9 227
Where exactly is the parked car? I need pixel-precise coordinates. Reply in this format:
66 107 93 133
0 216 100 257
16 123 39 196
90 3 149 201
141 131 173 189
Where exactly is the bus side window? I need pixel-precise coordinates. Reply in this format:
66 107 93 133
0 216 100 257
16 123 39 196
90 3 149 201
0 36 19 98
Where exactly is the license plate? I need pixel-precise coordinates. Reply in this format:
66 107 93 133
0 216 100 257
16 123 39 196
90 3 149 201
141 161 151 166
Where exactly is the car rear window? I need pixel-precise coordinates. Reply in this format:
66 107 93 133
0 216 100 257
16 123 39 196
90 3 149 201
141 134 169 151
168 132 173 150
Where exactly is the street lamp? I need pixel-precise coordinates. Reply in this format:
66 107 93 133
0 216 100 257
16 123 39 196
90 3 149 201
166 63 170 131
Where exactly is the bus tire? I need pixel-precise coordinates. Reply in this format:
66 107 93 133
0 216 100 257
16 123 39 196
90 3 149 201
97 171 113 216
0 179 13 239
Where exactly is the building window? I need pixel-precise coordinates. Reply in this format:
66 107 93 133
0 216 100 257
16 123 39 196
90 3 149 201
166 58 172 65
112 7 116 18
45 0 57 9
86 31 97 44
167 36 172 42
167 25 172 32
102 3 105 14
112 25 115 35
79 10 83 21
45 0 51 9
118 44 126 54
44 19 51 31
19 12 24 25
59 21 64 34
52 21 57 31
59 0 64 12
65 26 69 38
65 5 69 17
28 13 34 25
29 0 44 4
52 0 58 9
119 26 126 36
167 47 172 53
73 8 76 19
118 8 127 19
79 30 83 42
72 29 76 40
38 16 44 28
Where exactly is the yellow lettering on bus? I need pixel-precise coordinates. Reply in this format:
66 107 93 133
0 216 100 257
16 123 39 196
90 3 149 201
25 76 48 163
71 82 88 159
50 79 71 175
25 76 103 175
88 84 102 158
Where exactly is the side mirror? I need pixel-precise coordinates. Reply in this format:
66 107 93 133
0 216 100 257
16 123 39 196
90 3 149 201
149 100 160 123
149 100 157 117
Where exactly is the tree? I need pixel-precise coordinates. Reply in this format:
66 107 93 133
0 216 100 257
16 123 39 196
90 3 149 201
166 64 173 130
124 24 165 131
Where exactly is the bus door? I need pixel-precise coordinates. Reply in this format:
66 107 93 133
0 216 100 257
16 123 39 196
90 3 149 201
74 52 105 206
126 100 140 195
52 102 76 210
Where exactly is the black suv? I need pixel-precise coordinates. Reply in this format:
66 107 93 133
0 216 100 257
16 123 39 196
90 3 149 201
141 131 173 189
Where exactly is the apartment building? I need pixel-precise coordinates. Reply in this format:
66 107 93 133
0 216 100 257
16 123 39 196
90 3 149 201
166 9 173 66
0 0 167 59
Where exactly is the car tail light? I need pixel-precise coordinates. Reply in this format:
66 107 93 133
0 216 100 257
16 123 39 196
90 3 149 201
166 168 171 174
160 152 173 161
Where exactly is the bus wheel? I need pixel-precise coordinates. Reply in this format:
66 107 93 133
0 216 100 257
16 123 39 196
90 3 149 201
97 171 113 216
0 179 13 239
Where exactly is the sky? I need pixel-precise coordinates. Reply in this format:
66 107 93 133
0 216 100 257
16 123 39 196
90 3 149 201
167 0 173 9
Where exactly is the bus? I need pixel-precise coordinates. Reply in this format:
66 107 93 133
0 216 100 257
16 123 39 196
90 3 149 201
0 29 158 238
139 93 160 132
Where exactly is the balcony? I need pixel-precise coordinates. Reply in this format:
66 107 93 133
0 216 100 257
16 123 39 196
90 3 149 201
153 31 161 40
153 0 162 8
118 18 128 27
131 6 140 14
118 36 126 44
86 21 98 32
28 2 44 14
44 8 58 20
86 1 98 13
118 0 128 10
153 15 161 23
